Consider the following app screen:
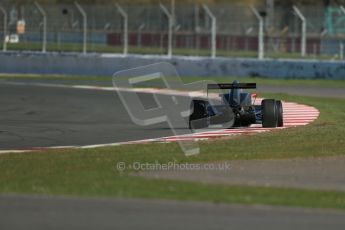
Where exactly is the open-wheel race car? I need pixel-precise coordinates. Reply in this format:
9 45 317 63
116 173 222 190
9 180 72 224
189 81 283 129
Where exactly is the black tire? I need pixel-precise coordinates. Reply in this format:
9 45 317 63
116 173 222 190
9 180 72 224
275 100 284 127
261 99 278 128
189 100 208 129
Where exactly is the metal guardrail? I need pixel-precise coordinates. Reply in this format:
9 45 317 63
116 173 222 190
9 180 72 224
0 3 345 60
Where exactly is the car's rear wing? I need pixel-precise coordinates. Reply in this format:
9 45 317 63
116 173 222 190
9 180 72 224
207 83 256 90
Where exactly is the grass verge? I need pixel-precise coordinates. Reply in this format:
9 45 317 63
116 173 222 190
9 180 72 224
1 42 339 60
0 92 344 210
1 74 345 88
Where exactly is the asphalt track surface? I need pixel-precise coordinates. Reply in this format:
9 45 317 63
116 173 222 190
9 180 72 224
0 80 323 151
0 83 191 150
1 195 345 230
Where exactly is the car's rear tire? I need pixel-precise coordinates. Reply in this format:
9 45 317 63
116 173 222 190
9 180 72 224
261 99 277 128
189 100 208 129
276 100 284 127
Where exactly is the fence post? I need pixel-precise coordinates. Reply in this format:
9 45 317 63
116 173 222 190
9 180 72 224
0 5 7 51
34 2 47 53
250 6 264 59
293 5 306 57
340 42 344 60
340 6 345 14
202 4 216 58
159 3 173 57
75 2 87 54
171 0 175 26
137 24 145 48
116 4 128 55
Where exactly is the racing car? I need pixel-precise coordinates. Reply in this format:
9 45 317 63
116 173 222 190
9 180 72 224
189 80 283 129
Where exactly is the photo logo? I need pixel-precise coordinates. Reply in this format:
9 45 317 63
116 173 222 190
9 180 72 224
112 62 232 156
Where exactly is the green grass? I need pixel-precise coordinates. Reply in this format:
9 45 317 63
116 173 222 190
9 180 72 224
0 93 345 210
181 76 345 88
5 42 166 55
1 158 345 210
4 42 252 57
1 74 345 88
0 73 112 81
2 41 338 60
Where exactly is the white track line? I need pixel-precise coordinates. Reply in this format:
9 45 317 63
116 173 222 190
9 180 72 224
0 83 320 154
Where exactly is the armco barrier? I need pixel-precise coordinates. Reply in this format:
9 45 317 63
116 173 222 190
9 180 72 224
0 51 345 79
